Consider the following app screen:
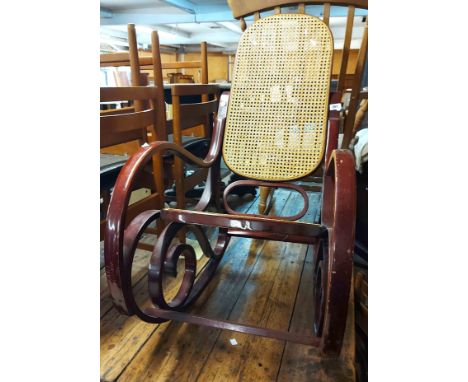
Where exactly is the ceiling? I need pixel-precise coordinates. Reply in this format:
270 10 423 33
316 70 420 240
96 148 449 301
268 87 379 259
100 0 368 53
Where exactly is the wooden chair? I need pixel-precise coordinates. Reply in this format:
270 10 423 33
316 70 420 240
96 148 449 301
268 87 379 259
101 25 213 209
100 25 166 139
168 84 220 210
148 31 210 139
100 86 165 249
105 12 356 357
142 29 217 209
227 0 368 214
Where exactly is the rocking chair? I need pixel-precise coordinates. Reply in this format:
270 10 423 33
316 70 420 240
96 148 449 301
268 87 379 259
105 13 356 356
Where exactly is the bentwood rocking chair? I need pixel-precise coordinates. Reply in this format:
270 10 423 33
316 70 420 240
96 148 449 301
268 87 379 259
105 13 356 355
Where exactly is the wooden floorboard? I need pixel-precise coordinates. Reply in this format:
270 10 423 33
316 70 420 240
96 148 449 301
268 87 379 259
116 193 273 382
194 191 313 382
276 248 355 382
100 189 355 382
101 193 259 382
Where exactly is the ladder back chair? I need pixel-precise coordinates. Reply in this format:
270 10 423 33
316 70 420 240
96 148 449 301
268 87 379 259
105 13 356 356
149 31 210 138
169 84 220 210
102 25 214 210
227 0 367 214
148 30 218 209
100 86 165 249
100 24 166 140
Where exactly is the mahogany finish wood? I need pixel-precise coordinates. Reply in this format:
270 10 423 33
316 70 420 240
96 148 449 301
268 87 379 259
105 96 356 357
145 306 322 347
170 84 219 210
223 180 310 221
160 208 325 238
104 15 356 360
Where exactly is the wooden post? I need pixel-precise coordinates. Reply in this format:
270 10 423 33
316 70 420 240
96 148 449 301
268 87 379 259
127 24 142 111
201 41 210 137
337 6 355 92
323 3 331 26
151 30 167 141
342 17 368 149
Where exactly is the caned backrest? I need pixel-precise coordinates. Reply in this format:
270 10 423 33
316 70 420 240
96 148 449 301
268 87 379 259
227 0 368 149
223 14 333 181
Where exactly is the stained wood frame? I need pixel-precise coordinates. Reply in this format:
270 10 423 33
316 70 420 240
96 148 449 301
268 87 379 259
104 12 357 360
170 84 220 210
104 88 356 356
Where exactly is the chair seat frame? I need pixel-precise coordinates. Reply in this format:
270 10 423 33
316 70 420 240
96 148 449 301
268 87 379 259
104 92 356 356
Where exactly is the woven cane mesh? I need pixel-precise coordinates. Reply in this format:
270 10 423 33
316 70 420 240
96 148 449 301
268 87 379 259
223 14 333 181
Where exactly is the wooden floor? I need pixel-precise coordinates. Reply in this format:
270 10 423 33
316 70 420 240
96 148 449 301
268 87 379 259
100 188 355 382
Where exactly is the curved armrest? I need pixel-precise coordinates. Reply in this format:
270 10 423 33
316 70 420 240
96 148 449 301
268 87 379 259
322 149 356 229
104 92 230 315
319 149 356 354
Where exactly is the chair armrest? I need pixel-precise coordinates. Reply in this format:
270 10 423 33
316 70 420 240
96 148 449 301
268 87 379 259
322 149 356 230
319 149 356 353
104 92 230 315
127 92 230 172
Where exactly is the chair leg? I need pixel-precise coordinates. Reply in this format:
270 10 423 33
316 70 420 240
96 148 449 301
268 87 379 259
259 186 274 214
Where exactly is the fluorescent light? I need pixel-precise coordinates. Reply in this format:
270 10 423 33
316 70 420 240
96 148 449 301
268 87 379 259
217 21 243 34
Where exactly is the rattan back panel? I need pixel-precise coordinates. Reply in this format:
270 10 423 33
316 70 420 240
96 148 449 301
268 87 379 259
223 14 333 181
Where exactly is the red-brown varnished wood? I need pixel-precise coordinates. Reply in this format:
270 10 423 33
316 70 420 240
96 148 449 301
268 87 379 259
103 13 357 362
170 84 220 210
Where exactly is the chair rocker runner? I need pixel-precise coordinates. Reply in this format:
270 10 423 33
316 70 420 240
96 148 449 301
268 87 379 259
105 14 356 356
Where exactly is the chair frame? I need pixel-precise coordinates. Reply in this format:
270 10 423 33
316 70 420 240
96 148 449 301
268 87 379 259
169 84 220 210
105 92 355 355
104 13 356 356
